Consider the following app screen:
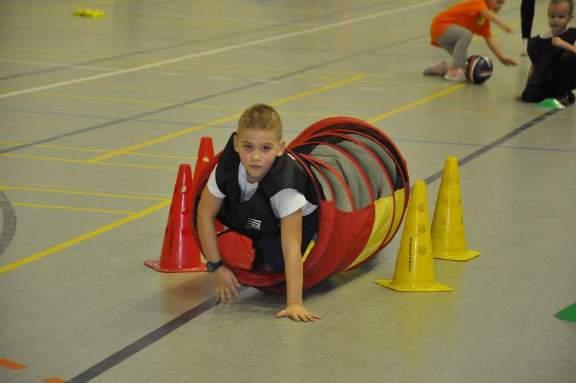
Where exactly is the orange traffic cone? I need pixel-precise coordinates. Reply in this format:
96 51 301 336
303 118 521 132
193 136 215 178
431 157 480 261
193 136 224 233
145 164 206 272
375 181 452 292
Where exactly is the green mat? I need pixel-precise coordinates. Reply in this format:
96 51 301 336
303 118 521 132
538 98 565 110
555 303 576 321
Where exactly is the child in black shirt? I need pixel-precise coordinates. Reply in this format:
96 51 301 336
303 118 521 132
520 0 576 105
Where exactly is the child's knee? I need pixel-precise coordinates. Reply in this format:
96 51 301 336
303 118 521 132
560 52 576 62
560 53 576 69
521 87 544 103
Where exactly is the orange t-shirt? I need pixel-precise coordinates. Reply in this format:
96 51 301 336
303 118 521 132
430 0 492 46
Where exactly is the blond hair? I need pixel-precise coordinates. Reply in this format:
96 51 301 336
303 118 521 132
237 104 283 139
551 0 574 14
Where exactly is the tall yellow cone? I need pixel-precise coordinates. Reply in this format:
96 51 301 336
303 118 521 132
431 157 480 261
375 181 452 292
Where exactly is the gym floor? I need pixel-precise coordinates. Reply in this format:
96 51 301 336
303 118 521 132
1 0 575 382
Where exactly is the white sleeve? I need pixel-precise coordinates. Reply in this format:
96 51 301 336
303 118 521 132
270 189 307 218
206 166 225 199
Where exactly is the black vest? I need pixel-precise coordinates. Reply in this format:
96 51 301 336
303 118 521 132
528 28 576 84
215 133 315 239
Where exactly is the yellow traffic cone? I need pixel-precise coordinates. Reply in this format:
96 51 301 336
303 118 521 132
375 180 452 292
431 157 480 261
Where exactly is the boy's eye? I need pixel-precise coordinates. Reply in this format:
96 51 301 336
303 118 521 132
261 146 272 152
243 144 252 150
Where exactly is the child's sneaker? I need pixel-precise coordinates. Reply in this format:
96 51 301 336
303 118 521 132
557 92 575 106
423 61 448 76
444 68 467 82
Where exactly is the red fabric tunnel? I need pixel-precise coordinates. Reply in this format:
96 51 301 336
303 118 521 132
191 117 410 293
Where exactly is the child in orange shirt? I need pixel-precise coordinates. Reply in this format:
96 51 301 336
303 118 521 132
424 0 518 82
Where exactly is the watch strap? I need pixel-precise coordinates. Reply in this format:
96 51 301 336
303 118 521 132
206 260 224 272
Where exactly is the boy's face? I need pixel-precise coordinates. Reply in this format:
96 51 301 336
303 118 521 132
234 128 285 183
486 0 505 12
548 1 573 36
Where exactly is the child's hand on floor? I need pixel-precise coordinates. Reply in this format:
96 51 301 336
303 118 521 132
276 303 321 322
214 266 241 304
500 56 518 66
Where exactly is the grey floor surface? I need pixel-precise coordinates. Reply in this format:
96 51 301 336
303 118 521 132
1 0 575 382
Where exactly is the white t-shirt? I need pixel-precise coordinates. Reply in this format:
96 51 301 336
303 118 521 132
207 163 317 219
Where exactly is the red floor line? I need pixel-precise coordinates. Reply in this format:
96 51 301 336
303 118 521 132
0 358 27 370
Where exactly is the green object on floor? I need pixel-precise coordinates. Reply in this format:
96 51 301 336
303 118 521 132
555 303 576 321
538 98 565 110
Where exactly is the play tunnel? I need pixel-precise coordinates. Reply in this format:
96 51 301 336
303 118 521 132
191 116 410 293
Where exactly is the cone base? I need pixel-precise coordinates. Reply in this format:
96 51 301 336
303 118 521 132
375 279 453 292
144 260 206 273
434 249 480 261
555 303 576 322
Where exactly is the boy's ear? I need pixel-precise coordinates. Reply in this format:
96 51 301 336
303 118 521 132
233 133 239 153
277 140 286 156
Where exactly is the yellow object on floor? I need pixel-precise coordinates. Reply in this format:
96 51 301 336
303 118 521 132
431 157 480 261
375 180 452 292
73 8 105 18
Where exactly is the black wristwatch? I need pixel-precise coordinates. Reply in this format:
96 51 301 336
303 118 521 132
206 260 224 273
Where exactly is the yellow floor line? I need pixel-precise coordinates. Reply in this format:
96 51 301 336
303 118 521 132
89 73 366 162
1 0 442 100
119 152 195 161
13 202 135 215
0 78 460 275
271 73 365 107
0 141 196 160
42 92 171 107
0 200 171 275
0 153 176 171
87 125 220 163
0 141 105 153
0 185 169 201
367 84 466 124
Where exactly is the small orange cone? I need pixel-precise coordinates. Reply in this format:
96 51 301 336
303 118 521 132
431 157 480 261
193 136 215 178
375 181 452 292
145 164 206 272
193 136 224 232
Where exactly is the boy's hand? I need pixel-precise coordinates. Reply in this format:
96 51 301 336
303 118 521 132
552 36 569 49
502 24 513 34
276 303 321 322
551 36 563 47
499 56 518 66
213 266 240 304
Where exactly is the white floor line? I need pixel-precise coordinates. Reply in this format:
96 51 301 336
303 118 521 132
0 0 442 100
0 58 116 72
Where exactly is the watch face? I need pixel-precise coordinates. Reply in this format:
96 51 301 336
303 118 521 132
207 261 222 272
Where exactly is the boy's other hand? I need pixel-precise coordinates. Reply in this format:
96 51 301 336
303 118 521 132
500 56 518 66
214 266 240 304
502 25 513 34
551 36 569 49
276 304 321 322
